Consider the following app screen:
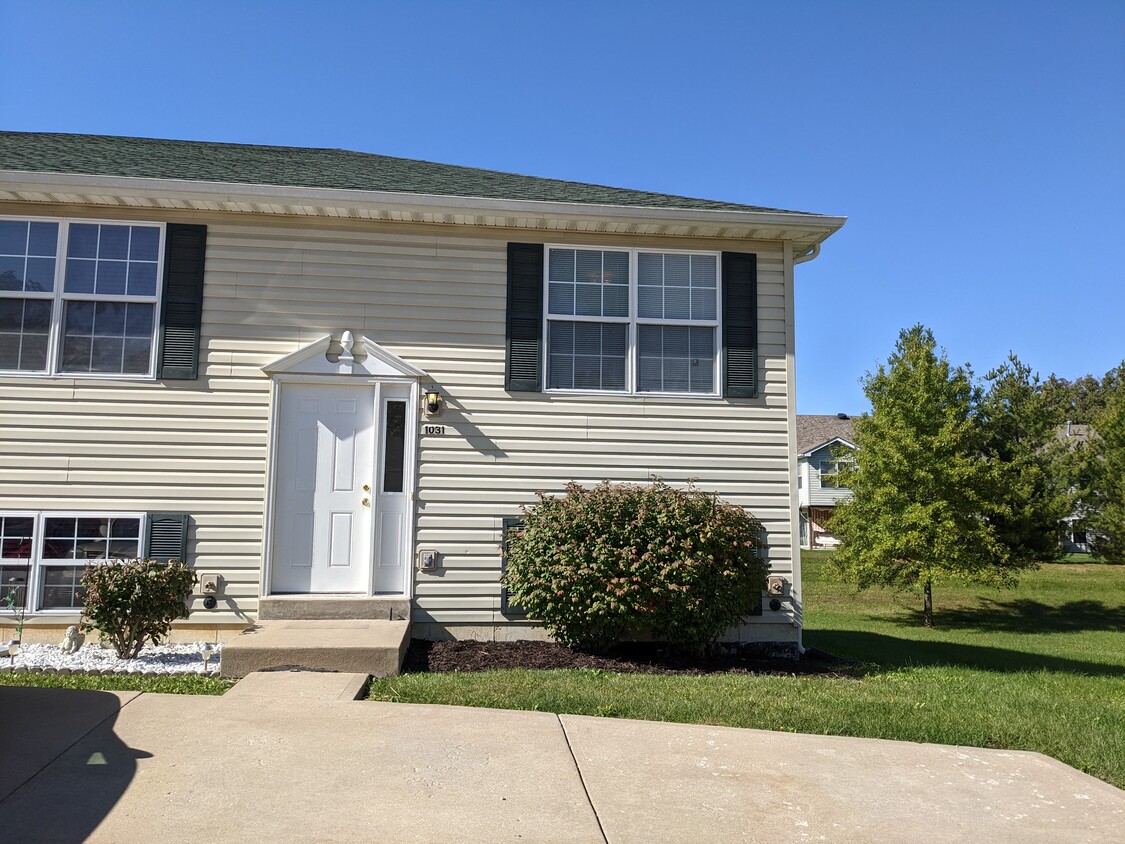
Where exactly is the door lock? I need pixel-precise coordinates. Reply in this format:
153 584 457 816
363 484 371 492
362 497 371 507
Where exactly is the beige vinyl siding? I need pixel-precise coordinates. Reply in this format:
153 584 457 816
0 204 798 638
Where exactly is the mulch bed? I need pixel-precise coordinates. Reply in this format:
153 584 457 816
402 639 856 678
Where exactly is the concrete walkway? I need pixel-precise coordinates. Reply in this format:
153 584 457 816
1 672 1121 843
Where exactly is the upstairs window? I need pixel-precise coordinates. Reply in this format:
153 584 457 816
818 457 854 488
545 247 720 396
0 218 164 377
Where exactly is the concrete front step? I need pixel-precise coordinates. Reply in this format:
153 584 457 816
221 620 410 679
221 671 370 702
258 595 410 621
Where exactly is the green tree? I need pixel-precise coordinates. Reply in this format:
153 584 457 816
829 326 1024 627
1040 367 1119 427
978 354 1071 565
1077 368 1125 562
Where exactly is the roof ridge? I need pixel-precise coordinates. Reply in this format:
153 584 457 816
0 131 816 215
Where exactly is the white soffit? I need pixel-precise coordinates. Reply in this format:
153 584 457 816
0 171 847 251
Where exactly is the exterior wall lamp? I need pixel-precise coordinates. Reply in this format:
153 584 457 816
425 389 443 416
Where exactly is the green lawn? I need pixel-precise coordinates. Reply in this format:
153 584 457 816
0 672 232 695
370 552 1125 788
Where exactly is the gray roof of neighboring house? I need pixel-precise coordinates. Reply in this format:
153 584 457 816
1057 423 1091 446
796 417 1090 454
797 414 857 454
0 132 808 214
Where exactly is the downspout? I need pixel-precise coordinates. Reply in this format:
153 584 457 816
790 240 819 656
793 242 821 265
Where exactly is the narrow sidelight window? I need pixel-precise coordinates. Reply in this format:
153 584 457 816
382 400 407 493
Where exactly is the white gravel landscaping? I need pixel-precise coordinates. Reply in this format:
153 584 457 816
4 642 221 676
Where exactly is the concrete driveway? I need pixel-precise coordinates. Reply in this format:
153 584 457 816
1 672 1121 843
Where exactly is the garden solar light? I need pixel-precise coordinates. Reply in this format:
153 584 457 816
201 643 215 672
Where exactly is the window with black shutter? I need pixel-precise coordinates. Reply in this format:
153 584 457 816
506 242 758 398
0 510 189 612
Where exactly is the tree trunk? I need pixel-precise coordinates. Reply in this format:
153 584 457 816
923 579 934 628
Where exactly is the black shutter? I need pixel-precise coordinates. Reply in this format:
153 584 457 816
748 532 768 616
505 243 544 392
145 513 190 562
722 251 758 398
500 517 527 616
158 224 207 379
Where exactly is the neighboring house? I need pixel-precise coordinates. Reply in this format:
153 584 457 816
0 132 845 655
796 414 856 549
793 415 1097 555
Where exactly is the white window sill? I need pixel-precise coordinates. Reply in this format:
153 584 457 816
1 610 82 622
0 371 158 381
544 388 724 401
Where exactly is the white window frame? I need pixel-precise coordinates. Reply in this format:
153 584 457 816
542 245 722 398
0 511 147 614
0 215 165 380
818 457 854 488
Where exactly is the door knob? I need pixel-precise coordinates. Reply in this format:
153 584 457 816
362 498 371 507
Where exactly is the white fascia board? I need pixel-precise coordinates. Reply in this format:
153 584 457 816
0 170 848 241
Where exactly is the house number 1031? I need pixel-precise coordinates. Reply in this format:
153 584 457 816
423 425 446 436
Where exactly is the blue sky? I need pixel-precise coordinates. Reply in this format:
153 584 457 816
3 1 1122 413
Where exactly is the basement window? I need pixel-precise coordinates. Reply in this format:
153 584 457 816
1 512 144 611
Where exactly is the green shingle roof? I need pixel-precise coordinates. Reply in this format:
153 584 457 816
0 131 802 215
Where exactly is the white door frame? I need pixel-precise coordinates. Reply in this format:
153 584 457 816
261 373 419 598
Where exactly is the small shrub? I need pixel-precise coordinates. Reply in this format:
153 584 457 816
81 559 196 659
503 480 768 651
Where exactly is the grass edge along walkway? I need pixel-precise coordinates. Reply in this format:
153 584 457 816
0 672 232 695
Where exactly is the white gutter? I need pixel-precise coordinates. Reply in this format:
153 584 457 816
0 170 848 240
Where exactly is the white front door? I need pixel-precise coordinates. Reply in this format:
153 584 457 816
271 383 375 593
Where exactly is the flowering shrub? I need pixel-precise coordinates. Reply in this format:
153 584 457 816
81 559 196 659
503 480 768 651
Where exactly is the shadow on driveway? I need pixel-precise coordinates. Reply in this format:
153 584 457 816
0 687 150 842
